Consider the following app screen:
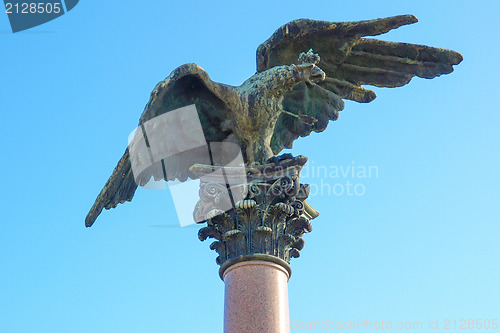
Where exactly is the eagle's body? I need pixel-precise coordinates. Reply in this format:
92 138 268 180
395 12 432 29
227 59 326 163
86 15 462 227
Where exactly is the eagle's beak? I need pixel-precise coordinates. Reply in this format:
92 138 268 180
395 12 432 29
310 65 326 83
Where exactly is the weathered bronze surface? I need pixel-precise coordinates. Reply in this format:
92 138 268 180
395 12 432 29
86 15 462 228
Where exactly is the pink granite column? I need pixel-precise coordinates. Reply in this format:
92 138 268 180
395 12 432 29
222 260 290 333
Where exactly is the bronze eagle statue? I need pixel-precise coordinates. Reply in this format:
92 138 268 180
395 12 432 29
86 14 462 227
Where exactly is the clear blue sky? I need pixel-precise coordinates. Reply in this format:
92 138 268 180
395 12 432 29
1 1 498 332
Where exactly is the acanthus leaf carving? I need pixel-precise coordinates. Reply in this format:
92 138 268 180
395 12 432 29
192 155 318 268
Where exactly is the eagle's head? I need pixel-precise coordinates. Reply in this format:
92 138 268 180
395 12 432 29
295 49 326 83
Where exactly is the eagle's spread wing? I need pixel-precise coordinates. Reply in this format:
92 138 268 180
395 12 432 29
256 15 463 153
85 64 233 227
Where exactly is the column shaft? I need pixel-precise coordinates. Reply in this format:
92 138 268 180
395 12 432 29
223 260 290 333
